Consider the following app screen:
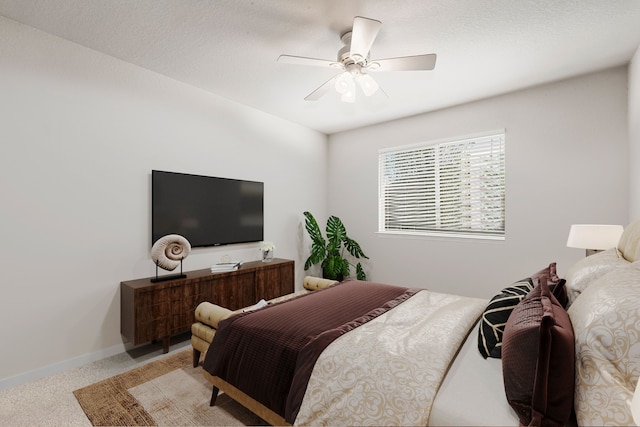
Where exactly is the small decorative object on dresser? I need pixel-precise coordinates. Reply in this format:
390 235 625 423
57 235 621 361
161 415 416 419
259 241 275 262
150 234 191 282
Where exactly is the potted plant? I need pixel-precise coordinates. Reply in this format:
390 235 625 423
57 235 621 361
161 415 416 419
303 211 369 281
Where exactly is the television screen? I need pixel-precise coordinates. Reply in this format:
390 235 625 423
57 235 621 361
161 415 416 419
152 170 264 248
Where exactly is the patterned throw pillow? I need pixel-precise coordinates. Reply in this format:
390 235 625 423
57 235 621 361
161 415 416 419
478 262 562 359
478 278 535 359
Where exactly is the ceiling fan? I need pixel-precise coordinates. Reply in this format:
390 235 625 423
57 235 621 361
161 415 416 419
278 16 437 103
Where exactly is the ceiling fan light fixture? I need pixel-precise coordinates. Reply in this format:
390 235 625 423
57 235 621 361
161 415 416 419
356 73 379 96
335 71 353 94
341 88 356 103
335 71 358 102
279 16 437 102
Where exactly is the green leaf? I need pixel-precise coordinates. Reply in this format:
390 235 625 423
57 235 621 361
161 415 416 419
304 242 326 270
339 258 350 278
326 215 346 249
356 263 367 280
303 211 327 270
304 211 325 247
343 237 368 259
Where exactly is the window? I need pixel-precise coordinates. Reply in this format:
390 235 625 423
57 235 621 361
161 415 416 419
378 131 505 239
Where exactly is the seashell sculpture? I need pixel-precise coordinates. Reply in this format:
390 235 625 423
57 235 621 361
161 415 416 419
151 234 191 271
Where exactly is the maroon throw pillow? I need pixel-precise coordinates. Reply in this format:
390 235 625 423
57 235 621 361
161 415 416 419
501 277 574 426
531 262 568 307
531 262 559 289
550 279 568 308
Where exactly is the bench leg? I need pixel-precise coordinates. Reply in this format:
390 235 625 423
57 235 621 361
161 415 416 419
210 386 219 406
192 348 201 368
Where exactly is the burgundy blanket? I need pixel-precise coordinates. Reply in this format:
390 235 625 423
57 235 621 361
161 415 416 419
202 279 420 423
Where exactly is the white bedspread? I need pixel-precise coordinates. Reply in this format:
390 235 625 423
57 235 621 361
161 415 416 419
294 290 487 426
429 323 520 425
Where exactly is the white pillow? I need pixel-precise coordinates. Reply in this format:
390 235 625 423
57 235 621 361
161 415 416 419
567 263 640 426
564 248 629 306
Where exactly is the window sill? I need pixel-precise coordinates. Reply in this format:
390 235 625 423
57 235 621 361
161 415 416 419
376 230 505 242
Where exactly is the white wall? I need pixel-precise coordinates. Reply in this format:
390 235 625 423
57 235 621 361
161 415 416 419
0 17 327 386
328 67 629 298
630 46 640 220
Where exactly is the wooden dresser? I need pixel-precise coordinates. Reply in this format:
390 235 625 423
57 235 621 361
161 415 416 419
120 258 294 352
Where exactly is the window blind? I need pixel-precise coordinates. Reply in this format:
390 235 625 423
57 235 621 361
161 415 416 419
379 132 505 238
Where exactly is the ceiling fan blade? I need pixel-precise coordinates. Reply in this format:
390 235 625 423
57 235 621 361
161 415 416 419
278 54 340 68
378 85 389 99
370 54 437 71
349 16 382 63
304 75 339 101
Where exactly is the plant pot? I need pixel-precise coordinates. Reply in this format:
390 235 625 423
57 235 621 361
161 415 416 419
322 268 343 282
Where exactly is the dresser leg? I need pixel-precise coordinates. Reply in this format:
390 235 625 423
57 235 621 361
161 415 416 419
163 337 170 353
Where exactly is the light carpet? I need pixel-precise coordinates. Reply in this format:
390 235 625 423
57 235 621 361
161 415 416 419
73 349 264 426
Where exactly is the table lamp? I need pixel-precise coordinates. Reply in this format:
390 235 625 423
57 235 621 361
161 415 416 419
566 224 624 256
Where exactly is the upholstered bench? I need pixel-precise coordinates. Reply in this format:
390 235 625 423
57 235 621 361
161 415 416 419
191 276 338 367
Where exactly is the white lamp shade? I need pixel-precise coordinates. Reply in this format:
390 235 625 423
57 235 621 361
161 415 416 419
566 224 624 250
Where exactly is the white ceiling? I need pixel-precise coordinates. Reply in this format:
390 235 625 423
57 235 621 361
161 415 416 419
2 0 640 135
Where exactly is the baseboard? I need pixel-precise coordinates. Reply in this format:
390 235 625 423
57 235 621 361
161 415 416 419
0 342 127 392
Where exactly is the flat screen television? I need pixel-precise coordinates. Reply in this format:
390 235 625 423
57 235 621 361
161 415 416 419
152 170 264 248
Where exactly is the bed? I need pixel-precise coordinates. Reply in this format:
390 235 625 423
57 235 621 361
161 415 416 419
201 220 640 426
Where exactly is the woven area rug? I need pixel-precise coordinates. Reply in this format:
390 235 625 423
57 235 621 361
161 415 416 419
73 349 264 426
